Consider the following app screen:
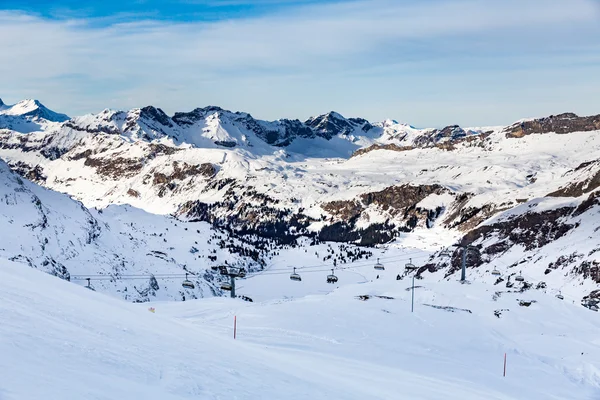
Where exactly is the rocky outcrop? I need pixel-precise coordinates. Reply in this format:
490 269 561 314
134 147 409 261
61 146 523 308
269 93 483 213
505 113 600 138
547 160 600 198
461 207 577 252
305 111 373 140
351 144 414 158
84 156 143 179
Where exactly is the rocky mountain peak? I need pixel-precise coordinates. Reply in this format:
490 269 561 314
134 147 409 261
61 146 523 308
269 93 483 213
172 106 226 126
305 111 364 140
139 106 173 128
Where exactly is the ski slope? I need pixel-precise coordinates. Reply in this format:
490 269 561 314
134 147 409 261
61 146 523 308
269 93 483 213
2 258 600 399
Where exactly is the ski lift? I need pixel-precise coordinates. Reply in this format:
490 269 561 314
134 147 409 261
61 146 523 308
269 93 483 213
290 267 302 282
491 267 501 276
327 269 338 284
182 273 195 289
237 268 247 278
221 281 232 291
440 248 451 257
515 271 525 282
405 258 416 271
556 290 564 300
374 258 385 271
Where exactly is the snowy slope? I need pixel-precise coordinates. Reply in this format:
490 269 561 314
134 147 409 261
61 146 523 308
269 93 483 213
0 99 69 122
2 258 600 399
0 158 267 302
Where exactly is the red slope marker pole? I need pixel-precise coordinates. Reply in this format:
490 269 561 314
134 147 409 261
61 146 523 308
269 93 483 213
234 315 237 340
503 353 507 377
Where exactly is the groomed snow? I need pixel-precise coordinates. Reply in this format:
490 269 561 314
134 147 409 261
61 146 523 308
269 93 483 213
2 258 600 399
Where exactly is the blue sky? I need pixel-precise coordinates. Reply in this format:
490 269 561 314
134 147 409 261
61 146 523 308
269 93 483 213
0 0 328 22
1 0 599 127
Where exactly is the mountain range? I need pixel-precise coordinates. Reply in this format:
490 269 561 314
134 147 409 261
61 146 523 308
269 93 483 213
1 97 599 307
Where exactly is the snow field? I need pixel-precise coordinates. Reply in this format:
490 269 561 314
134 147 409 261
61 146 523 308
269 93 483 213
2 257 600 399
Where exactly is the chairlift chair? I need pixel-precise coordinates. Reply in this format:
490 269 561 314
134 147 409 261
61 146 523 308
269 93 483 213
290 267 302 282
405 258 416 271
182 273 195 289
440 248 451 257
515 271 525 282
221 282 232 291
491 267 501 276
327 269 338 284
556 290 564 300
374 258 385 271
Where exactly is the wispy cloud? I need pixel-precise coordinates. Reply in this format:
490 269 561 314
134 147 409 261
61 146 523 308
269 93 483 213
0 0 599 126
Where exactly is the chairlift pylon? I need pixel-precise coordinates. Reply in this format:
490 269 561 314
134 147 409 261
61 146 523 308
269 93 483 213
405 258 416 271
327 269 338 284
374 258 385 271
182 273 195 289
290 267 302 282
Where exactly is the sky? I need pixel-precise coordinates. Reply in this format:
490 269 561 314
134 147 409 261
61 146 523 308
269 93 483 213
0 0 599 127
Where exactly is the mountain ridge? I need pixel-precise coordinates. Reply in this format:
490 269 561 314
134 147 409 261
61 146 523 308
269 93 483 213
1 96 599 307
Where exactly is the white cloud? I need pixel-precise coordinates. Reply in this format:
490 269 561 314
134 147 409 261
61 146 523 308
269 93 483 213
0 0 598 125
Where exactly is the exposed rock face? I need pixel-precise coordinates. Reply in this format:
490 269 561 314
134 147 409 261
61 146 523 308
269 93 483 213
351 144 414 158
413 125 466 147
574 191 600 216
321 200 363 221
461 207 577 252
318 184 449 244
359 184 445 216
547 160 600 198
305 111 374 140
505 113 600 138
84 156 144 179
139 106 173 128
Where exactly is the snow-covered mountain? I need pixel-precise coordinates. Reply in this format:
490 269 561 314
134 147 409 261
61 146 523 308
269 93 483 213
0 98 69 122
0 157 272 302
0 97 599 306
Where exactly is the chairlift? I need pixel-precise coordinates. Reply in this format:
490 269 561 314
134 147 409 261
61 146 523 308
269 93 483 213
221 282 232 291
491 267 501 276
182 273 195 289
440 247 452 257
374 258 385 271
290 267 302 282
327 269 338 284
405 258 416 271
237 268 247 278
515 271 525 282
556 290 564 300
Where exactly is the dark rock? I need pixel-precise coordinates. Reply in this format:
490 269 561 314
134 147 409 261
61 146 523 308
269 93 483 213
505 113 600 138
